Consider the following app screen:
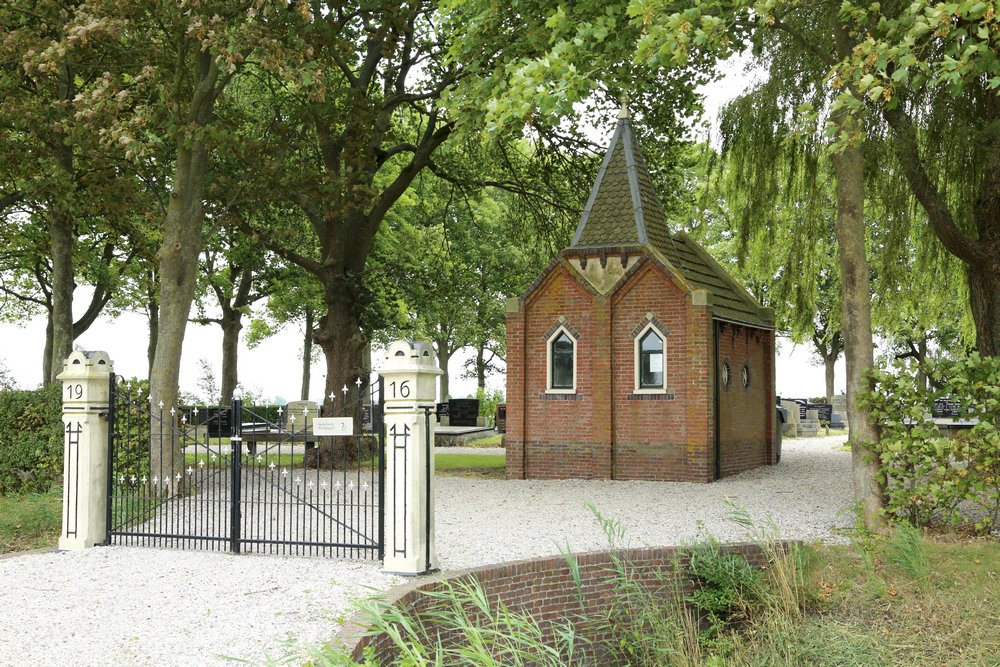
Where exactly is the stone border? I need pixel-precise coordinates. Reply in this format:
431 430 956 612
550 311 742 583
335 541 789 663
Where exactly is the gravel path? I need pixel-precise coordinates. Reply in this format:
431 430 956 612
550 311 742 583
0 434 849 666
0 548 398 666
436 435 853 570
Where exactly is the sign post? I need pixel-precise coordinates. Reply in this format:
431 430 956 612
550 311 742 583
57 350 113 550
379 340 442 575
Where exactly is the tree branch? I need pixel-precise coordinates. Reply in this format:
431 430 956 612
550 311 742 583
881 103 987 267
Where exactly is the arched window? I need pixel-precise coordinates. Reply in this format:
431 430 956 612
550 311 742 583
633 320 669 393
638 329 664 389
547 327 577 392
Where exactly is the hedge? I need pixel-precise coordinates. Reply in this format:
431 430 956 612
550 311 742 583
0 386 63 495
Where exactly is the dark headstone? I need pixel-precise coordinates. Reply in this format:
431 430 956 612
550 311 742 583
496 404 507 434
808 403 833 423
181 406 231 438
448 399 479 427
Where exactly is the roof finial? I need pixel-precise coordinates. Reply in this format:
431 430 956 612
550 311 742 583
618 93 630 119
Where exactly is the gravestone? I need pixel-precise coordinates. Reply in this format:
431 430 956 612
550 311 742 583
285 400 319 427
448 398 480 427
831 394 849 429
780 400 801 437
798 408 821 437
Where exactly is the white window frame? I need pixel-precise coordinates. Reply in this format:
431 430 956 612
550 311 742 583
633 323 668 394
546 326 578 394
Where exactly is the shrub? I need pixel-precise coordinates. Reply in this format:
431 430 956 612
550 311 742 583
861 354 1000 532
476 387 505 426
684 538 764 645
0 386 63 494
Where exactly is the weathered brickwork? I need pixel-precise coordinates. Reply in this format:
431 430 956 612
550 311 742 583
342 542 787 664
717 323 776 477
506 250 774 482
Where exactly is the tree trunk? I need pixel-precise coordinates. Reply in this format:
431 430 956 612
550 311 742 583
436 341 452 400
916 336 928 390
301 307 313 401
219 308 242 407
42 313 54 383
146 280 159 379
308 292 368 467
148 50 221 492
824 354 836 403
881 91 1000 355
967 249 1000 357
48 212 75 385
830 99 886 531
475 344 487 391
315 292 367 417
149 141 210 489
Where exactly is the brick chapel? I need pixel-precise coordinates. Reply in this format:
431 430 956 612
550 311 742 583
504 109 777 482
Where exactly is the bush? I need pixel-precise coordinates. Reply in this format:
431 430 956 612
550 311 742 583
861 354 1000 532
0 386 63 494
476 387 505 426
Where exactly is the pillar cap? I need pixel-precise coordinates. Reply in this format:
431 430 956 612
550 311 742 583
382 340 443 375
57 350 113 378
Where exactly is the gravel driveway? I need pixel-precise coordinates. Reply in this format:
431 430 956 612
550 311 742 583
0 435 850 666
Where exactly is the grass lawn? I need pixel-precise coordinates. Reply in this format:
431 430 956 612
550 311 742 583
767 533 1000 666
461 434 504 448
0 487 62 554
183 452 306 468
435 453 505 479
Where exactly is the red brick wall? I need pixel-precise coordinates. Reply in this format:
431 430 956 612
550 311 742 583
609 264 713 482
341 543 784 664
508 260 612 479
717 324 775 477
505 251 773 482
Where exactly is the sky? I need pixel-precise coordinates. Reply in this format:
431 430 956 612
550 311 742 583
0 56 846 403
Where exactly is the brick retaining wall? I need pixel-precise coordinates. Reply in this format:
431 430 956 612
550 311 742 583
338 542 782 664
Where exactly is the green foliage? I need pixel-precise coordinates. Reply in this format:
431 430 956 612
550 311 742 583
684 538 765 646
0 386 62 494
110 378 152 487
476 387 505 426
862 354 1000 532
0 358 14 390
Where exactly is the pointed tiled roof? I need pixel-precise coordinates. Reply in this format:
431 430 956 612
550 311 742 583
569 108 773 329
572 108 673 251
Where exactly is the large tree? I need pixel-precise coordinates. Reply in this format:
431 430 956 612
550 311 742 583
43 0 306 483
230 1 700 421
836 0 1000 354
1 0 150 382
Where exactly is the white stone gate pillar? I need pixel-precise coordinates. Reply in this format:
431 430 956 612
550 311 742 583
57 350 114 550
379 340 442 575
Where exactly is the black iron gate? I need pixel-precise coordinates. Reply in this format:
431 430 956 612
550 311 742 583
106 377 384 559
